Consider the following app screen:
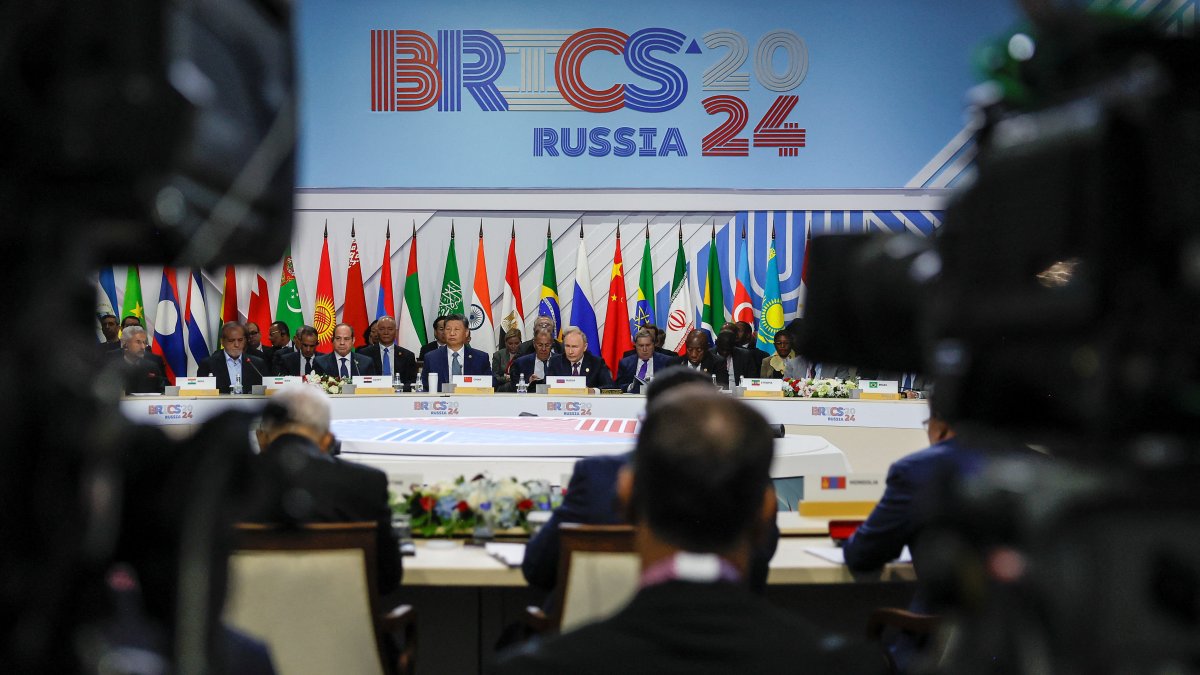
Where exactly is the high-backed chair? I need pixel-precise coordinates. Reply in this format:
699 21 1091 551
524 523 638 634
225 522 415 675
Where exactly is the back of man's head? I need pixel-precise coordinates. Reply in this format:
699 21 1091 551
631 387 774 553
642 365 711 405
258 385 332 448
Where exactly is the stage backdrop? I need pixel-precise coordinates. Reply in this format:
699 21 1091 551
297 0 1019 189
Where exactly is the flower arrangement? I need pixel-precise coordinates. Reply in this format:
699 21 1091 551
304 373 349 395
782 377 858 398
392 474 561 537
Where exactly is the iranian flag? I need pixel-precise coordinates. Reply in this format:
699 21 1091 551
664 225 694 355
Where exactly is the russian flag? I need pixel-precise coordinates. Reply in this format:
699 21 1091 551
151 267 188 384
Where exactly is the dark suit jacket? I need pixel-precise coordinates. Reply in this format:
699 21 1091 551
110 350 167 394
843 437 986 671
421 345 491 391
545 352 613 389
418 340 442 360
196 350 267 393
522 453 779 594
504 352 552 392
713 347 758 388
494 580 881 675
668 352 723 380
315 351 377 379
357 343 417 384
243 433 401 594
275 350 325 377
613 352 674 393
268 345 295 375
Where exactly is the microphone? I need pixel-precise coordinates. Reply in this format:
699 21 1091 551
352 354 361 376
243 355 265 381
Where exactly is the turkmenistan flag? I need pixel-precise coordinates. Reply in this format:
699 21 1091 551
438 223 464 317
275 248 304 335
537 224 560 337
701 227 726 339
121 265 145 325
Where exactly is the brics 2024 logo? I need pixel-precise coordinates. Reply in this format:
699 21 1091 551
811 406 855 423
370 27 807 158
413 400 460 415
148 404 193 421
546 401 593 416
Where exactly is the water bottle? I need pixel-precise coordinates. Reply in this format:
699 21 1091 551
392 371 403 393
516 374 528 394
413 370 424 394
711 374 718 389
233 374 243 395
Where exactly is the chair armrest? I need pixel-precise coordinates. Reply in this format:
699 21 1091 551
522 606 551 634
379 604 417 675
866 607 940 641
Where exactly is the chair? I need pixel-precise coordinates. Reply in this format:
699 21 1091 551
866 607 943 675
524 523 638 634
224 522 416 675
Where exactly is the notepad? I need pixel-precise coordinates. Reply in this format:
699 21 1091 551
485 542 526 567
804 545 912 565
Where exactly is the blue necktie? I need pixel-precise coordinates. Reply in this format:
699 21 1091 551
383 348 392 376
340 357 349 379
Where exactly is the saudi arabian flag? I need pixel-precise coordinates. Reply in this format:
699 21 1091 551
438 234 464 317
121 265 145 324
275 248 304 334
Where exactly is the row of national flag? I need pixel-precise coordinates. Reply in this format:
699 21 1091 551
97 219 803 382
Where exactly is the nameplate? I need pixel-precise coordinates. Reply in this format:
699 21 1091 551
178 377 218 395
799 473 887 517
263 376 302 394
352 375 390 387
860 380 898 394
452 375 493 390
547 376 586 388
742 378 784 398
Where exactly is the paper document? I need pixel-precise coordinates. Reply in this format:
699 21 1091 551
804 546 912 565
485 542 526 567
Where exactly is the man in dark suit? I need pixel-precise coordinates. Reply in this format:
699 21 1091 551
196 322 268 394
505 328 555 392
109 325 167 394
244 321 269 364
245 385 401 595
614 328 674 394
500 387 876 675
517 315 562 356
522 366 779 594
417 315 448 360
274 325 323 377
546 326 613 389
356 316 417 386
315 323 376 379
669 329 723 381
261 320 293 374
843 399 984 672
97 312 122 354
713 329 758 390
736 320 771 367
421 313 491 391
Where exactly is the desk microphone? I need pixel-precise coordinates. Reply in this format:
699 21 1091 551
244 355 265 381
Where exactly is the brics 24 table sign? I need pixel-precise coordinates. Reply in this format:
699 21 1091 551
370 27 808 158
811 406 856 423
412 400 460 416
148 404 194 421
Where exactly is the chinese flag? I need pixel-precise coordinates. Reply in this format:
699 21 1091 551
314 224 336 353
600 227 633 376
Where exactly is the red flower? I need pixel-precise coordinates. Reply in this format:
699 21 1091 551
516 499 534 512
456 500 470 513
419 496 435 512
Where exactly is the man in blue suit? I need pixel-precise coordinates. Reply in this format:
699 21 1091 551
614 329 673 394
421 313 490 392
505 328 555 392
522 366 779 594
843 395 990 672
545 326 613 389
315 323 376 379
